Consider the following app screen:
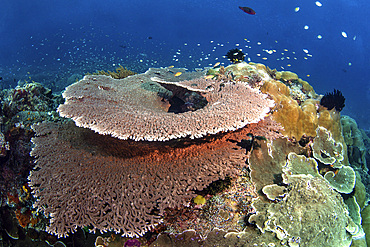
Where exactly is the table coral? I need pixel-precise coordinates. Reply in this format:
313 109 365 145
58 67 274 141
29 119 255 238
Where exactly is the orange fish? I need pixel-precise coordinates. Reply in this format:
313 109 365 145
174 72 182 77
239 6 256 15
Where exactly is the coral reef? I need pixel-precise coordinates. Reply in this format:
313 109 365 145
2 62 368 247
341 115 368 171
260 79 319 140
251 175 354 246
29 118 254 237
58 67 274 141
311 126 344 167
0 81 67 246
88 65 136 79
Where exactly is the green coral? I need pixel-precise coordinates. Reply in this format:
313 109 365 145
89 65 136 79
250 176 354 246
262 184 286 201
282 152 321 184
311 126 344 168
323 166 355 194
361 205 370 246
341 115 367 171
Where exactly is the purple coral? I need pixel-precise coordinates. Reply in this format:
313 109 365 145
124 239 141 247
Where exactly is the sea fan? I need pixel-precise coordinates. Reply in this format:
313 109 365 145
320 89 345 112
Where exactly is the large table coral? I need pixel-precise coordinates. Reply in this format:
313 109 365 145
57 67 274 141
27 63 368 246
30 119 253 237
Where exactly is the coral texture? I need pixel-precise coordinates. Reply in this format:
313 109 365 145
260 79 319 140
29 120 250 237
250 176 354 247
312 126 344 167
57 67 274 141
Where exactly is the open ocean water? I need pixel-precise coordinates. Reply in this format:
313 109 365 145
0 0 369 129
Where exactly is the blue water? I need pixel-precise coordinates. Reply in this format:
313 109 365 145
0 0 369 128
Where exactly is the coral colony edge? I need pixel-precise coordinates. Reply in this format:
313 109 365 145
1 57 370 247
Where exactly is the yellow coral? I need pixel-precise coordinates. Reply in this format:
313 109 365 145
89 65 136 79
276 71 299 81
261 80 318 140
194 195 206 205
317 108 342 141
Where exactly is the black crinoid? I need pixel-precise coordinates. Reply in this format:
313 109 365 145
320 89 345 112
226 48 245 64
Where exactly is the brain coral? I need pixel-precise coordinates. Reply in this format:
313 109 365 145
29 119 251 238
57 67 274 141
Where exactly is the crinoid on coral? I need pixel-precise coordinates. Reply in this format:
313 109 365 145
226 48 245 64
320 89 345 112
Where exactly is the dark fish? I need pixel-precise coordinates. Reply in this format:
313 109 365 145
239 6 256 15
148 36 153 39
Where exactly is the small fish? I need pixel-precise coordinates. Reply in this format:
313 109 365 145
341 31 347 38
307 74 310 77
174 72 182 77
295 7 300 12
205 75 214 80
213 62 220 68
168 65 174 68
239 6 256 15
315 1 322 7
